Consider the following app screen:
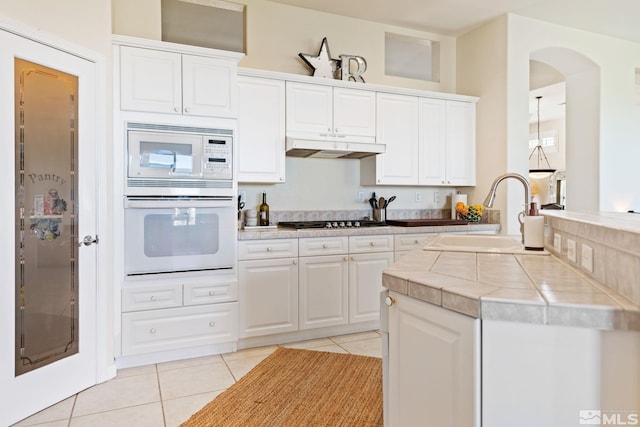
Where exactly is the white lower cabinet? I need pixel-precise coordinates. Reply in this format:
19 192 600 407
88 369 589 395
299 254 349 329
238 257 299 338
239 235 393 340
238 239 299 338
120 273 239 358
394 233 437 260
349 251 394 323
386 291 480 427
122 303 237 356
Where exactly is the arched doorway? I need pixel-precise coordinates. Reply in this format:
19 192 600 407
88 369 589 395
529 47 600 212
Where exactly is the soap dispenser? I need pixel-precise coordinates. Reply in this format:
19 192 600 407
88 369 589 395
524 202 544 250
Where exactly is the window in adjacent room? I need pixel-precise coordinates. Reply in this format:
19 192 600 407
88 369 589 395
384 33 440 82
161 0 245 53
529 130 558 153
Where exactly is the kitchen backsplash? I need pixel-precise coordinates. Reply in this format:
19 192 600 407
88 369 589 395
543 212 640 306
267 208 500 224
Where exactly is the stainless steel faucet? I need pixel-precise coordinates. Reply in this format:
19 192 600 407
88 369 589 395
483 173 530 242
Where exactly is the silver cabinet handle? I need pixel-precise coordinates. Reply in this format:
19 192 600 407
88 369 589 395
208 290 215 296
184 107 190 113
150 328 157 334
209 321 216 327
385 296 395 306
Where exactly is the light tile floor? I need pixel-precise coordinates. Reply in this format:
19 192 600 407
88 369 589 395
12 331 382 427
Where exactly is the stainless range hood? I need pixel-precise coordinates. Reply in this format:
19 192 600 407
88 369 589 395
285 137 385 159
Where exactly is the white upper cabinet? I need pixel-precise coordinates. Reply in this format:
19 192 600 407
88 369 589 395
419 98 475 186
119 45 237 118
237 75 286 183
363 92 476 186
444 100 476 186
286 82 376 142
361 92 419 185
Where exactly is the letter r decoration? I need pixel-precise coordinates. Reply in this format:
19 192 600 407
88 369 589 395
339 54 367 83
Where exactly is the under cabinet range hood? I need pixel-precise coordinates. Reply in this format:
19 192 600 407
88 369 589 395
285 137 385 159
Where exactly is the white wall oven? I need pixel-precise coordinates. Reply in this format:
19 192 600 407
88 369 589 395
124 197 235 276
126 122 234 197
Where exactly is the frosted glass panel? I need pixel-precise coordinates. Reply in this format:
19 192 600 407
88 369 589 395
15 58 79 376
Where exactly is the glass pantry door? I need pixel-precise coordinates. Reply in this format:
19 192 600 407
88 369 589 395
0 29 98 426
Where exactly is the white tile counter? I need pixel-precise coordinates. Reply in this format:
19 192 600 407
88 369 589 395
383 247 640 331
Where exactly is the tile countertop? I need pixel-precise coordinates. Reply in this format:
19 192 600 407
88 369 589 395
238 223 501 240
383 246 640 332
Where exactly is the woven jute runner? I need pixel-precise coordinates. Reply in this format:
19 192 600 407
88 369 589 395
181 347 383 426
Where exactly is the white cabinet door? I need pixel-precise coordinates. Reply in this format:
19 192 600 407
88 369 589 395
387 292 480 427
286 82 333 136
333 87 376 141
299 254 349 329
119 46 237 118
182 54 237 118
286 82 376 141
419 98 475 186
349 252 394 323
238 258 299 338
120 46 182 114
122 302 238 356
363 93 419 185
445 100 475 186
418 97 447 185
237 75 286 183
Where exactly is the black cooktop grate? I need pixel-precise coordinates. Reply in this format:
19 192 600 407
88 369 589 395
277 220 387 229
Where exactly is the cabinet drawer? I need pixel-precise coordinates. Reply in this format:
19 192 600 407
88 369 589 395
122 283 182 312
394 234 438 252
238 239 298 260
121 303 238 356
349 235 394 253
299 236 348 256
184 280 238 306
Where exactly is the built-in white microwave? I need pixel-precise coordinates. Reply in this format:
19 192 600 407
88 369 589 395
126 122 234 197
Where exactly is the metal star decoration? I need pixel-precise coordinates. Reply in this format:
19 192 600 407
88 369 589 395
299 37 340 79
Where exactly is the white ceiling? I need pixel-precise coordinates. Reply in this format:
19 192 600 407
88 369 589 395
268 0 640 44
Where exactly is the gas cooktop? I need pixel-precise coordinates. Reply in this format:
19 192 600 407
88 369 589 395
277 220 387 229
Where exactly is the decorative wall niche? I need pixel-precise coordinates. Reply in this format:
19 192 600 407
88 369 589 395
161 0 245 53
384 32 439 82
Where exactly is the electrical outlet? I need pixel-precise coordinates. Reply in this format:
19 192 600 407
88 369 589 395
582 244 594 273
433 191 440 204
553 233 562 253
239 191 246 203
358 191 365 203
415 191 422 202
567 239 577 262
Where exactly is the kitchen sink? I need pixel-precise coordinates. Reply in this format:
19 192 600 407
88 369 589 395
423 234 549 254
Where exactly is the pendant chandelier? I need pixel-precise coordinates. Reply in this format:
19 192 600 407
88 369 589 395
528 95 556 179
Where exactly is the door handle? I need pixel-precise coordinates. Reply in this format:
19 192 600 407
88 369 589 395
80 235 99 246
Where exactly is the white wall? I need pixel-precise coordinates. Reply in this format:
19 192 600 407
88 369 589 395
511 15 640 213
240 158 458 214
112 0 457 92
458 13 640 233
0 0 111 54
